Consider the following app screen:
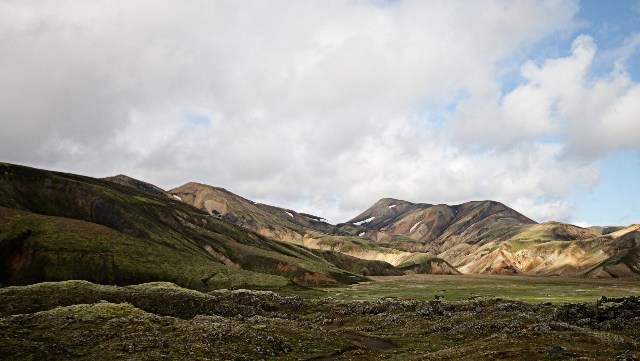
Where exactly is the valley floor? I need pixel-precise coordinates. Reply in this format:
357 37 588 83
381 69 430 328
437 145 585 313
1 278 640 360
321 274 640 304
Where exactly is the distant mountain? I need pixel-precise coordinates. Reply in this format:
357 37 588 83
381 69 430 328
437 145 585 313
344 198 433 230
345 198 639 277
169 182 339 243
0 163 370 289
346 199 535 254
2 162 637 283
103 174 177 199
584 225 640 278
170 184 461 275
170 181 640 278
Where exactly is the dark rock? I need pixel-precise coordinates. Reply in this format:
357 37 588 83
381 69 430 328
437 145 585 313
548 346 566 355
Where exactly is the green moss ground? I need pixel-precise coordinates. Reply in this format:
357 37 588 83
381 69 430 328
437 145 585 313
320 274 640 304
1 280 639 360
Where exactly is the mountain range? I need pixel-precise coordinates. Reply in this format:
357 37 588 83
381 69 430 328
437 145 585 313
1 162 638 291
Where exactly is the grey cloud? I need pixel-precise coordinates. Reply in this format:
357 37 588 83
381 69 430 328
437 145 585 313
2 0 625 224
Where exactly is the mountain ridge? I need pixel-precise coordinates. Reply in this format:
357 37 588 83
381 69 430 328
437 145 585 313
167 179 639 278
2 162 638 286
0 163 374 289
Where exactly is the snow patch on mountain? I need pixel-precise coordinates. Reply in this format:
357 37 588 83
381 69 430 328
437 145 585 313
354 217 375 226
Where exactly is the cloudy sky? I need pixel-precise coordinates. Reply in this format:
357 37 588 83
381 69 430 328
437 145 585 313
1 0 639 225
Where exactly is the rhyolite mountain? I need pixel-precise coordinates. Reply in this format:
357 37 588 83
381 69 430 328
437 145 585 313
1 162 638 291
169 182 340 242
344 198 639 277
174 182 639 278
344 198 536 253
169 183 461 275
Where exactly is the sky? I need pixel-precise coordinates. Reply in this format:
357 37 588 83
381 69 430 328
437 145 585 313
1 0 639 226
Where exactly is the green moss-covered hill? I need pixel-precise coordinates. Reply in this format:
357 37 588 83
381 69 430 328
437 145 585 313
0 163 370 289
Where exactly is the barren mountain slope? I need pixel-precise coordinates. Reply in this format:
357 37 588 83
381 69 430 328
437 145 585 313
170 182 339 243
346 200 535 253
583 228 640 278
346 198 639 277
440 222 640 277
171 185 461 275
345 198 432 230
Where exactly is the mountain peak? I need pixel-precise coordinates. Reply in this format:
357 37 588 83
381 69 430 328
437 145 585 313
347 198 432 229
103 174 170 198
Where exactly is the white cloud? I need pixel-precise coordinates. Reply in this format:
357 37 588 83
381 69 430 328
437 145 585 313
2 0 637 224
448 33 640 159
509 198 575 223
573 221 593 228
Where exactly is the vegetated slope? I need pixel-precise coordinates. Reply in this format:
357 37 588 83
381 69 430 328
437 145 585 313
0 207 286 289
0 163 366 288
171 184 461 275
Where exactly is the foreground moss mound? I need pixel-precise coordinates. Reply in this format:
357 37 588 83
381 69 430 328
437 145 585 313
1 281 639 360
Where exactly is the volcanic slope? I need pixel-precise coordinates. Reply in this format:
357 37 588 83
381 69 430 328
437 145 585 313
346 199 535 253
170 183 460 275
347 198 640 277
0 163 369 289
437 221 640 277
103 174 176 199
169 182 338 243
115 179 411 276
583 225 640 278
